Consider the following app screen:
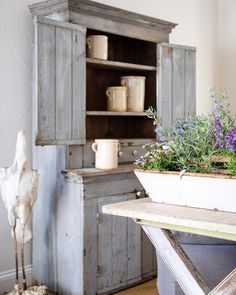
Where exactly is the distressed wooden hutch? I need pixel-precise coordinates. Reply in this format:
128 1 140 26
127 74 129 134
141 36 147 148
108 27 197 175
29 0 196 294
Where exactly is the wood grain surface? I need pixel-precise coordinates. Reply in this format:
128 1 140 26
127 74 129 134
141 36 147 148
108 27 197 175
102 198 236 242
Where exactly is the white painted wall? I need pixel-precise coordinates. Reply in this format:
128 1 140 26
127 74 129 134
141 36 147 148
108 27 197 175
0 0 36 281
217 0 236 114
0 0 233 291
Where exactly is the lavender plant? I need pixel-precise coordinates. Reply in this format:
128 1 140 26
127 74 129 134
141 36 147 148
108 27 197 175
136 91 236 175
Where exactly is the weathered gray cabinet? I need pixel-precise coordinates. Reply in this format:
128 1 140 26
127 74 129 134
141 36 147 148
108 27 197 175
29 1 196 294
32 1 196 146
33 148 156 294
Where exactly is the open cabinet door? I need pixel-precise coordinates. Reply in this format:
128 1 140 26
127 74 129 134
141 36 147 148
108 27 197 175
157 43 196 128
35 18 86 145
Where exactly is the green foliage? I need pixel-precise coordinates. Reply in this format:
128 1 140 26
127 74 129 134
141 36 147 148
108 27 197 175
225 153 236 175
170 115 216 173
136 90 236 175
211 89 235 130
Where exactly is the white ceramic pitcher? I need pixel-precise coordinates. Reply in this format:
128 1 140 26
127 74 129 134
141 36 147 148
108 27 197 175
120 76 146 112
87 35 108 60
92 139 121 169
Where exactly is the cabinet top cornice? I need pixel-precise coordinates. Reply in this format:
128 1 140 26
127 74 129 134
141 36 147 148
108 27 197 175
29 0 177 35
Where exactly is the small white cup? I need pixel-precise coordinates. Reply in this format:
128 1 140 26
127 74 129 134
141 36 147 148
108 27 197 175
92 139 121 170
106 86 127 112
120 76 146 112
87 35 108 60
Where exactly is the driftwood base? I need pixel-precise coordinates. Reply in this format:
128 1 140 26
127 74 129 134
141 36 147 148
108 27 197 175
6 285 47 295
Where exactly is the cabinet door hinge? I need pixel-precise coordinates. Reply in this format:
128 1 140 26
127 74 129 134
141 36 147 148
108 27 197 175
97 213 100 224
96 265 101 277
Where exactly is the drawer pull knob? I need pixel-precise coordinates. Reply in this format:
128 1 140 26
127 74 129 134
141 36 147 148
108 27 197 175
132 150 138 156
136 191 142 197
118 151 123 157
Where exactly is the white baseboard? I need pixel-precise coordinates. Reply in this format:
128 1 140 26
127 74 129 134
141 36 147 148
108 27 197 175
0 265 32 294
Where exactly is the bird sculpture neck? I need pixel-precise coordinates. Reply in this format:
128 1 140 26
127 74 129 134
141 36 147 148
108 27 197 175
13 130 30 172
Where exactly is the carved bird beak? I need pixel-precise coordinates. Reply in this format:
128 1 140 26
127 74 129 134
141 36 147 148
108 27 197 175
16 130 27 149
13 130 28 166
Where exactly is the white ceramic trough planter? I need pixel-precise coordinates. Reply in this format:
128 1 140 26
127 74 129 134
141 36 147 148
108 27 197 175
135 169 236 213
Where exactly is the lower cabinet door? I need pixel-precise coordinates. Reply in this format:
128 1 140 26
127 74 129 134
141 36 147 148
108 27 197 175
96 193 142 294
141 230 157 278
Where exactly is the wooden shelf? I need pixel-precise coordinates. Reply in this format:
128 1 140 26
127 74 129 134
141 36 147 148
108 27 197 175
63 164 136 178
86 58 157 71
86 111 147 116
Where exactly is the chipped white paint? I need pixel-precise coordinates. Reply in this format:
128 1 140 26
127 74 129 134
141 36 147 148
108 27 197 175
22 286 48 295
135 170 236 213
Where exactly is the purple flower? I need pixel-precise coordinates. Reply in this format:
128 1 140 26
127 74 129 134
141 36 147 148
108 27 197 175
215 117 221 128
225 127 236 152
213 117 225 149
155 125 167 143
175 120 194 138
176 124 182 135
159 135 165 142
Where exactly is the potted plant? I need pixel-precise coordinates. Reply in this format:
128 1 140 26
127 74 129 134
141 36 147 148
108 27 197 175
135 91 236 212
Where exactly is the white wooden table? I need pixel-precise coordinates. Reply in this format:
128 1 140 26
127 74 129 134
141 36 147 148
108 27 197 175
102 198 236 295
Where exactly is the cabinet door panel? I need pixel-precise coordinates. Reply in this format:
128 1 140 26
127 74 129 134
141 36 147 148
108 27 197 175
112 210 127 285
55 26 72 141
185 49 196 115
97 195 127 291
84 198 98 295
97 193 143 293
172 47 185 122
38 22 56 141
36 18 86 145
127 194 141 281
142 230 155 276
157 43 196 128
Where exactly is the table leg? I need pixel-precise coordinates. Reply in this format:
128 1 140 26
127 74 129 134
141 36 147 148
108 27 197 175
142 225 236 295
142 225 210 295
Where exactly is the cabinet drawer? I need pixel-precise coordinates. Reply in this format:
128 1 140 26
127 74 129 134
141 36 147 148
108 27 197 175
117 145 144 163
83 174 143 199
67 139 155 169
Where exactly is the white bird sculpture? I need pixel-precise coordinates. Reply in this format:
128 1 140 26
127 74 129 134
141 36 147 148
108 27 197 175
0 131 47 295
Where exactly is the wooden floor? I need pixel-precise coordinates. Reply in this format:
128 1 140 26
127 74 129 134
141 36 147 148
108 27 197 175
25 280 158 295
114 279 158 295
